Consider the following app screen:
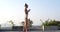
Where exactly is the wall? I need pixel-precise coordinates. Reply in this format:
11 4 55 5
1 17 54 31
44 26 58 30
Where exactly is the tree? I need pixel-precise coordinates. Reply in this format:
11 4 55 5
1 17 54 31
21 21 24 26
41 19 60 26
21 19 33 27
0 24 1 28
8 20 14 26
28 19 33 27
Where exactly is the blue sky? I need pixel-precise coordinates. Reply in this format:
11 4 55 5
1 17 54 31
0 0 60 26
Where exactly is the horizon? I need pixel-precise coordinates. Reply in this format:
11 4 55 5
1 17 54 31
0 0 60 26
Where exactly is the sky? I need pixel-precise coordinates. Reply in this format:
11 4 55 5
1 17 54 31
0 0 60 26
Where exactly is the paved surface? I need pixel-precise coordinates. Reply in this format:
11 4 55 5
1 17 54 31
0 30 60 32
